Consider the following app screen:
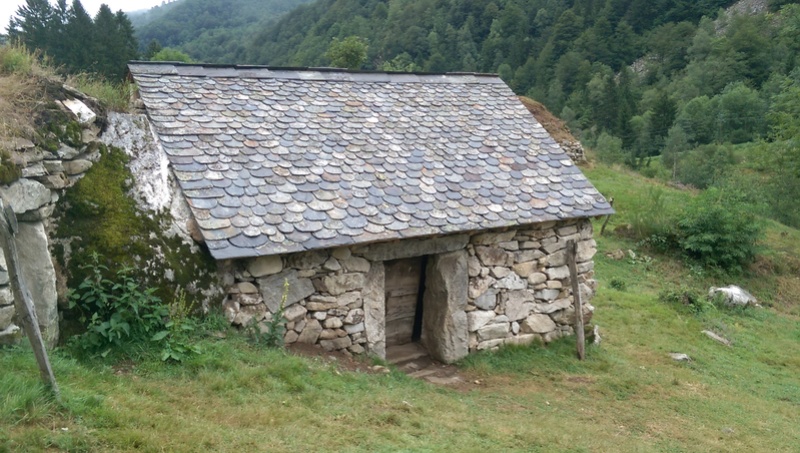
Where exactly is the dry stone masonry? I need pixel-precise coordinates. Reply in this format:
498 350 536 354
0 93 103 346
221 218 597 361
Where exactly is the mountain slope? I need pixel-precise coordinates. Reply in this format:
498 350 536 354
134 0 313 63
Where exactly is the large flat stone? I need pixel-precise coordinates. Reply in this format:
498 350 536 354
257 269 314 313
477 322 510 342
0 305 15 330
503 290 535 321
0 179 51 214
247 255 283 277
474 288 497 310
16 221 58 345
467 310 495 332
475 246 511 267
521 314 557 334
422 250 469 364
297 319 322 344
323 273 366 296
363 261 385 358
359 234 468 262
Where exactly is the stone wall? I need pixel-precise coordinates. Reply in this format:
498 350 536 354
222 218 597 360
0 95 103 346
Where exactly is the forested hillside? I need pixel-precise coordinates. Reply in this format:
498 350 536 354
243 0 800 230
133 0 314 63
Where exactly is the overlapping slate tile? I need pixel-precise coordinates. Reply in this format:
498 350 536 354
130 63 613 260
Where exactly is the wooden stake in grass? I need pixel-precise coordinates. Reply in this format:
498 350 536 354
0 201 60 399
567 239 585 360
600 197 614 236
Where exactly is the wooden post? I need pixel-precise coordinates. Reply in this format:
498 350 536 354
600 198 614 236
0 201 60 399
566 239 585 360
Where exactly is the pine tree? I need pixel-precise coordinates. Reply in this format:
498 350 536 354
7 0 56 54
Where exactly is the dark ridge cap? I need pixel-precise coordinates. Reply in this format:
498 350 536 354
127 60 500 81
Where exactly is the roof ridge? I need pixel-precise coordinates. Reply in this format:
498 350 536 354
127 61 501 81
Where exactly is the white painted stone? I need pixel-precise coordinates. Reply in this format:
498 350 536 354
62 99 97 124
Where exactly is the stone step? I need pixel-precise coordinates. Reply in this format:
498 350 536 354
386 342 428 365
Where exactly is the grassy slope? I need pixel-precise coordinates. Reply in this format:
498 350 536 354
2 161 799 452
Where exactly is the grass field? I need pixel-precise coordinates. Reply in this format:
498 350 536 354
2 162 799 452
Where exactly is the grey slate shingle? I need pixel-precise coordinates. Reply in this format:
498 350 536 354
130 62 613 260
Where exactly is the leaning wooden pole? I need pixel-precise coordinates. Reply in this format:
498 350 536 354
599 198 614 236
0 201 60 398
566 239 585 360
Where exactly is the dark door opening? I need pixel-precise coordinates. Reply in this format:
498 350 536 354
384 256 427 349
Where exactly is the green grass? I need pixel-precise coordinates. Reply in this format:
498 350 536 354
2 160 800 452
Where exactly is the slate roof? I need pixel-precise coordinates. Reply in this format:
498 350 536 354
129 62 613 260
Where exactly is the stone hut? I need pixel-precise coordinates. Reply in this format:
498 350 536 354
129 62 613 363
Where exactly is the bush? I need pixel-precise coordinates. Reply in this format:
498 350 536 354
675 189 763 271
69 253 168 357
675 143 736 189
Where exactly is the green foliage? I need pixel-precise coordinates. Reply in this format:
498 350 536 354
7 0 139 80
658 285 714 315
65 73 130 112
325 36 368 70
68 253 168 357
674 143 737 189
0 150 21 185
247 279 289 348
150 47 193 63
158 288 202 362
675 189 763 271
609 278 627 291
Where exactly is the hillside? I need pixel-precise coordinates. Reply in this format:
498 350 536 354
2 154 800 450
133 0 314 63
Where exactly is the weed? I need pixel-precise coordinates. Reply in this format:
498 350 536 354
609 278 627 291
659 285 716 315
247 279 288 348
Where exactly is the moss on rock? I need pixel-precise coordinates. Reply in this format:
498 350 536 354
0 149 21 185
55 144 218 310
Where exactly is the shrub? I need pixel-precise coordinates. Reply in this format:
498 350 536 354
674 143 736 189
675 189 763 271
69 253 168 357
659 286 714 314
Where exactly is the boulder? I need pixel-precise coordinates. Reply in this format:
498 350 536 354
0 179 51 214
709 285 758 307
320 336 352 351
521 314 557 334
363 262 386 358
16 222 58 345
283 304 307 323
421 250 469 364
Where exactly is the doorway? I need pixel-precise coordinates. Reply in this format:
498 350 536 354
384 256 428 362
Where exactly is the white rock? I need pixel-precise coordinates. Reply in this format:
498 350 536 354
62 99 97 124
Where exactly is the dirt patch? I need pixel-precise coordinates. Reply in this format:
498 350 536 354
518 96 576 144
286 343 479 391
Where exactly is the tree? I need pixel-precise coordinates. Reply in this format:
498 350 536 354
326 36 368 69
7 0 56 53
151 48 193 63
64 0 94 72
